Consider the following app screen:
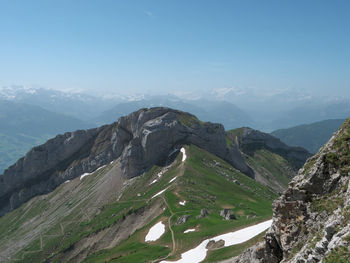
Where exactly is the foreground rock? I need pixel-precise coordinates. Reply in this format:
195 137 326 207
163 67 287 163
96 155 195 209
227 118 350 263
0 107 253 217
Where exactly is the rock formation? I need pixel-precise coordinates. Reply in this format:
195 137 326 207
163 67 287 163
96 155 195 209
177 215 190 224
229 127 311 170
227 119 350 263
220 209 237 220
197 208 209 218
0 107 253 217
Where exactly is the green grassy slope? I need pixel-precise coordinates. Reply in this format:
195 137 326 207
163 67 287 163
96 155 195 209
1 145 277 263
83 145 276 263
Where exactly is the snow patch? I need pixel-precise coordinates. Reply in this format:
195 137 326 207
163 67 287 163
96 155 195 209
64 180 70 183
151 187 169 199
150 179 158 185
79 164 107 180
145 221 165 242
179 201 186 206
169 176 177 183
161 220 272 263
96 165 106 172
184 229 196 233
180 147 187 162
80 172 91 180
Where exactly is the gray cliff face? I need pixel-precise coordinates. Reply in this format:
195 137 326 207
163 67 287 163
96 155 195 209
119 108 253 179
0 107 252 217
228 119 350 263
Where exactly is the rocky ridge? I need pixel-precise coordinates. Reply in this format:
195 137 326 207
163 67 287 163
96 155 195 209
228 127 311 170
0 107 252 217
227 118 350 263
227 127 311 192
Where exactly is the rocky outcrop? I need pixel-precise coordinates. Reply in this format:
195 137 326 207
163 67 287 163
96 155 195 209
0 107 253 217
177 215 190 224
227 118 350 263
220 209 237 220
197 208 209 218
228 127 311 170
206 239 225 250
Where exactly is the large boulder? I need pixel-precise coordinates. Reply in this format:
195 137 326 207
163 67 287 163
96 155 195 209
177 215 190 224
220 209 237 220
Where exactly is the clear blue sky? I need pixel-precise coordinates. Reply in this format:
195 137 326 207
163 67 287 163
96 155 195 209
0 0 349 96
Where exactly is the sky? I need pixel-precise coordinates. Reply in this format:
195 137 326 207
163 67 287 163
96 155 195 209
0 0 349 97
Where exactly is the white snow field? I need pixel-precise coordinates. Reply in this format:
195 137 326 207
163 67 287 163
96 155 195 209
169 176 178 183
80 172 91 180
180 147 187 162
95 164 106 172
79 164 107 180
151 187 169 199
150 179 158 185
184 229 196 233
145 221 166 242
161 219 272 263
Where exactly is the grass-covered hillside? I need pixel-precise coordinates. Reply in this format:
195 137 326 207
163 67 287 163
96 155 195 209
0 145 277 263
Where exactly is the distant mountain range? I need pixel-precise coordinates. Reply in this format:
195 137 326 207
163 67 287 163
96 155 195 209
3 86 350 130
271 119 345 153
0 86 117 121
1 86 350 173
268 102 350 130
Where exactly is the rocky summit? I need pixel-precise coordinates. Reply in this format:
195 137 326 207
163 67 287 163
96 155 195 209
227 118 350 263
0 107 252 217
